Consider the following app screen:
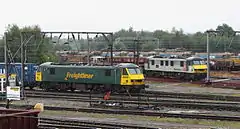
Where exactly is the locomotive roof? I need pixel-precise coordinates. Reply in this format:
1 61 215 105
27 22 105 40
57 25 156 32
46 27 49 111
149 56 204 61
115 63 139 68
39 62 139 69
186 57 204 60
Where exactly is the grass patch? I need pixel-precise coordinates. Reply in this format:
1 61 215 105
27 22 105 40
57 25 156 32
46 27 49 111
230 94 240 97
40 110 240 128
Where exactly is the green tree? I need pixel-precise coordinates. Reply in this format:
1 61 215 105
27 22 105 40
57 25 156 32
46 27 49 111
216 23 234 36
4 24 58 64
113 41 126 50
141 42 156 51
3 23 233 55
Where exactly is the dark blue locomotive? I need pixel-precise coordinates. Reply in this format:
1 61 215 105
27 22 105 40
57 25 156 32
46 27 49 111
0 63 38 88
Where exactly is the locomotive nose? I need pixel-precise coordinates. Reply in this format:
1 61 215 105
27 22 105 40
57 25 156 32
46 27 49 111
193 64 207 73
129 74 145 85
130 79 144 85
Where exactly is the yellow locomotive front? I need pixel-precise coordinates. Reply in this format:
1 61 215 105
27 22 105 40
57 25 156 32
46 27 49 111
116 63 146 92
186 57 207 79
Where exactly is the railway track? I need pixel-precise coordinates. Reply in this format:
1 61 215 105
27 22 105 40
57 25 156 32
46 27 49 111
146 77 240 89
25 89 240 101
2 104 240 122
38 117 159 129
146 90 240 101
24 90 240 112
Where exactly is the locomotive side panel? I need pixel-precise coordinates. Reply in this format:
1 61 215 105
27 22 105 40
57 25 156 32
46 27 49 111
39 66 121 85
144 56 207 80
145 58 186 73
35 62 146 93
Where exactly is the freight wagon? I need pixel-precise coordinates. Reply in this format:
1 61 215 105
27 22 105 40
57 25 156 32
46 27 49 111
0 109 40 129
0 63 38 89
36 62 146 92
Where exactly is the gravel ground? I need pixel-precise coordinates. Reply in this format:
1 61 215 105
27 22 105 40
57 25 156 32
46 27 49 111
146 82 240 96
39 110 238 129
41 115 215 129
2 97 239 129
14 97 90 107
6 97 240 117
211 71 240 78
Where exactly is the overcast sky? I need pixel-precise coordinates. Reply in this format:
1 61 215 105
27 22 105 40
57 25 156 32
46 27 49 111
0 0 239 34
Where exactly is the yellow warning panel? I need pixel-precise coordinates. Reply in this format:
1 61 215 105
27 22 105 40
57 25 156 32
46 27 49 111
35 72 42 81
0 74 16 79
0 74 5 79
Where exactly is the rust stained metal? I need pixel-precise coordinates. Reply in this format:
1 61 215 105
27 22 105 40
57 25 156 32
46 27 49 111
0 109 40 129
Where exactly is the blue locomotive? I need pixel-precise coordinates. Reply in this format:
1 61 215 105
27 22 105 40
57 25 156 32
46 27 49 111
0 63 38 89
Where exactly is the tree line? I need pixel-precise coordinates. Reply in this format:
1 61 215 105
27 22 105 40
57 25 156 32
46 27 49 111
0 23 239 64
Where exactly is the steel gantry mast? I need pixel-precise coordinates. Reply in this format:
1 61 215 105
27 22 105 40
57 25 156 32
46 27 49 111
115 36 159 65
205 30 240 84
19 31 114 98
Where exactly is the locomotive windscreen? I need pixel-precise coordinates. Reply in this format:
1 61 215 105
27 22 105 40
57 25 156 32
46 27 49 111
127 68 142 74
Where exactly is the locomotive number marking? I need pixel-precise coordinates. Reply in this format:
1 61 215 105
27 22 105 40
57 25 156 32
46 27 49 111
64 72 94 80
35 72 42 81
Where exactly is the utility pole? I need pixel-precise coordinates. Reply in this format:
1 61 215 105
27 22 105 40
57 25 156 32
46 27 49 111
133 39 140 65
20 32 25 99
4 32 9 87
4 32 10 108
87 34 90 65
136 40 140 65
133 40 136 64
205 30 240 84
110 33 114 66
115 37 159 65
135 33 140 65
206 33 210 83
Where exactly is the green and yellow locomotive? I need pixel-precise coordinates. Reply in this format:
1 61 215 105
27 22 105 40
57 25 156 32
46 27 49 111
35 62 146 92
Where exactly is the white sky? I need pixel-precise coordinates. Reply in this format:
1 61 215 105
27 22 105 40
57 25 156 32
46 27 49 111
0 0 239 34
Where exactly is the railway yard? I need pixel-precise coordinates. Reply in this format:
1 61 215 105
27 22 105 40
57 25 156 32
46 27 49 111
1 80 240 129
1 30 240 129
1 56 240 129
2 0 240 127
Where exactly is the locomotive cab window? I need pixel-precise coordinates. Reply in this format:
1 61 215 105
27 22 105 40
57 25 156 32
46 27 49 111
151 60 155 65
128 68 141 74
170 61 174 66
49 68 55 75
165 61 169 66
160 61 164 66
105 69 111 76
180 61 184 67
122 68 128 75
193 60 205 65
